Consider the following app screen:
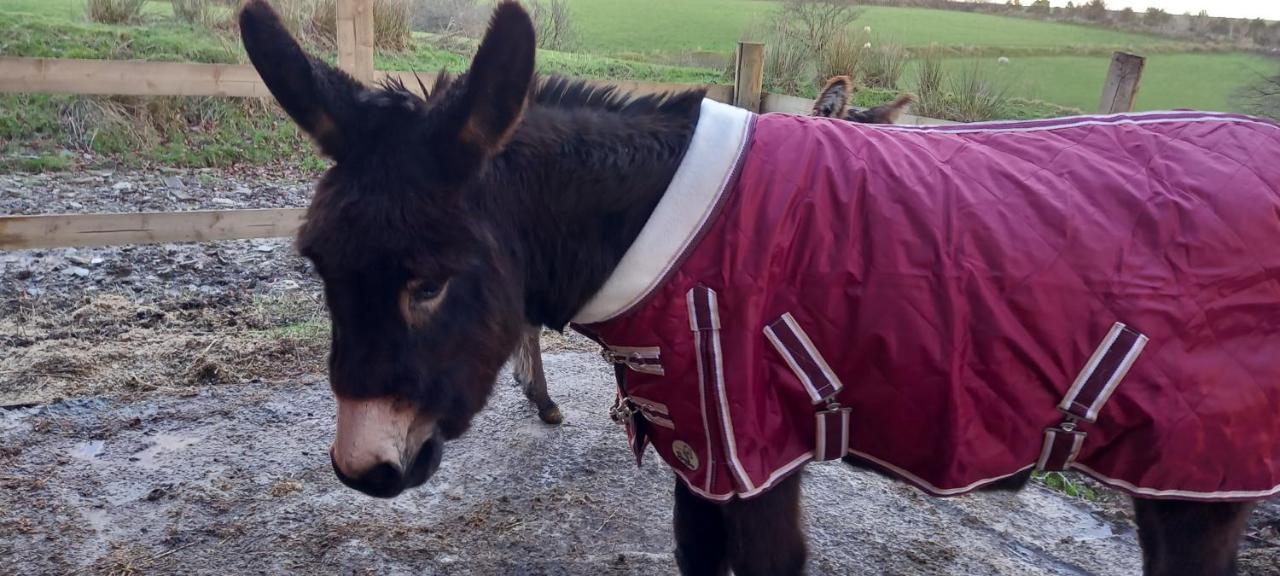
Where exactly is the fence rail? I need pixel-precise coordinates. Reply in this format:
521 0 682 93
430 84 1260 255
0 0 1140 252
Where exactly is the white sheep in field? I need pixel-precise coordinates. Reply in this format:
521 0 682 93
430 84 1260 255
998 56 1011 65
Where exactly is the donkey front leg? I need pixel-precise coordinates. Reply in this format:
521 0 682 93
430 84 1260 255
674 478 730 575
1133 497 1256 576
511 326 562 424
672 472 808 576
723 472 807 576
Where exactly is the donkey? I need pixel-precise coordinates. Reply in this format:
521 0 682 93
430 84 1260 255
512 75 915 426
810 75 915 124
239 1 1276 574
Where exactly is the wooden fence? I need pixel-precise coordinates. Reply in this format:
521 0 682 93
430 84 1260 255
0 0 1144 252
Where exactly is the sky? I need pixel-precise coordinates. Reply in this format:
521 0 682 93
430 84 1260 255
1041 0 1280 20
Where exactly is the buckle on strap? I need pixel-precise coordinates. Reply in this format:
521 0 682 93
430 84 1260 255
600 346 665 376
815 400 851 462
1037 322 1148 471
610 396 637 425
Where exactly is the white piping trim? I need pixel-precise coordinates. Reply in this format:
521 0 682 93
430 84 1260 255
572 100 754 324
1035 429 1057 471
688 289 717 496
1085 333 1148 421
870 113 1280 134
707 291 756 493
1059 323 1123 414
736 453 812 499
675 471 735 502
847 448 1037 496
764 323 822 403
783 314 844 398
815 414 827 460
1071 463 1280 501
1067 432 1085 466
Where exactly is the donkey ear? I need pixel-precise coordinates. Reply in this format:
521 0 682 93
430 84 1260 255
432 1 535 178
240 0 364 159
812 76 851 118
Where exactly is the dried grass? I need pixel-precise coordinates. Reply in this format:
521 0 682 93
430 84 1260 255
818 30 871 85
171 0 210 25
85 0 146 24
862 39 909 90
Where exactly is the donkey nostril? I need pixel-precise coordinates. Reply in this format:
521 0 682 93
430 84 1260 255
331 454 406 498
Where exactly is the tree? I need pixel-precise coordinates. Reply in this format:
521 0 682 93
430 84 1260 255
1235 71 1280 120
1117 6 1134 24
1190 10 1211 35
1083 0 1108 22
1029 0 1051 15
779 0 862 57
1142 7 1170 28
1248 18 1268 44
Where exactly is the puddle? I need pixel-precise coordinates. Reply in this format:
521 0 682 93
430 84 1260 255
70 439 105 460
131 433 202 468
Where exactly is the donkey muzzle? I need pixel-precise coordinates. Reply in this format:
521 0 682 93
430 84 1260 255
330 396 442 498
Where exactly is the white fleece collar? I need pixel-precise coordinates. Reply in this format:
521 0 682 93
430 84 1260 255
572 99 754 324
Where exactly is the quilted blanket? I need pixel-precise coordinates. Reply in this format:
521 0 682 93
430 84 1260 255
572 99 1280 502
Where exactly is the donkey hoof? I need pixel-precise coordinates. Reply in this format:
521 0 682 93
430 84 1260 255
538 404 564 425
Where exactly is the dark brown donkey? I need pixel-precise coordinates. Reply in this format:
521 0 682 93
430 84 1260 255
238 2 1261 574
511 74 914 426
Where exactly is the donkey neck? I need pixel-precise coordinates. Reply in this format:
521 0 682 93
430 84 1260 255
488 95 718 330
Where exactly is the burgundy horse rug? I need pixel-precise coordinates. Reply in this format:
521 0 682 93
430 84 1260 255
571 99 1280 502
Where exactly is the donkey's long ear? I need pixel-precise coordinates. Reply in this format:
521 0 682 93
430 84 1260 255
431 1 535 180
240 0 363 159
812 76 851 118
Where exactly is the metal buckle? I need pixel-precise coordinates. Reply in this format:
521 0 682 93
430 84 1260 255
610 397 636 424
601 348 649 372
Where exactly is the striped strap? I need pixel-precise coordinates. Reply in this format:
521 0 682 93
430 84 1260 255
1058 322 1148 422
1037 426 1086 471
764 313 844 404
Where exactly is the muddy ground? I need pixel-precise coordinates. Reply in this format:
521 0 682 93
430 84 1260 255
1 169 1277 575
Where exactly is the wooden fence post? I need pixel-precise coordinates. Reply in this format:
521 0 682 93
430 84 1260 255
336 0 375 83
734 41 764 113
1098 51 1145 114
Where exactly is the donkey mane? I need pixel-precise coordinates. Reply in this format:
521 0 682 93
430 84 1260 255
377 73 707 118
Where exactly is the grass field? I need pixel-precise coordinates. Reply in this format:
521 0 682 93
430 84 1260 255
903 52 1276 112
566 0 1193 57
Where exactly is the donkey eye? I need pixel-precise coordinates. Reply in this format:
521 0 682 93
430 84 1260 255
415 282 444 301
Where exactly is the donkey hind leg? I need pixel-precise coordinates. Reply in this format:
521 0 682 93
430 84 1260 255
723 472 808 576
511 326 562 424
674 478 730 576
1133 497 1256 576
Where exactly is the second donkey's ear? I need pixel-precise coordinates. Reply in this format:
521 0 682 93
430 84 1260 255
427 1 536 182
812 76 852 118
240 0 366 159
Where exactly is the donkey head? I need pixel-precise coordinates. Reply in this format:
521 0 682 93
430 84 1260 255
812 75 915 125
240 0 535 497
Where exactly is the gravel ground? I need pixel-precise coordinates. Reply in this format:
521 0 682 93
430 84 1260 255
1 168 1276 575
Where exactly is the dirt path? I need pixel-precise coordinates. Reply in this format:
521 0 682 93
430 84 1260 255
2 169 1277 574
0 353 1144 575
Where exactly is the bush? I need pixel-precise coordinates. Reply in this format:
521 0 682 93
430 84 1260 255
947 60 1011 122
527 0 579 52
272 0 410 51
743 20 810 97
171 0 209 26
780 0 862 57
413 0 486 36
85 0 146 24
818 29 870 84
861 40 908 89
913 46 947 117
